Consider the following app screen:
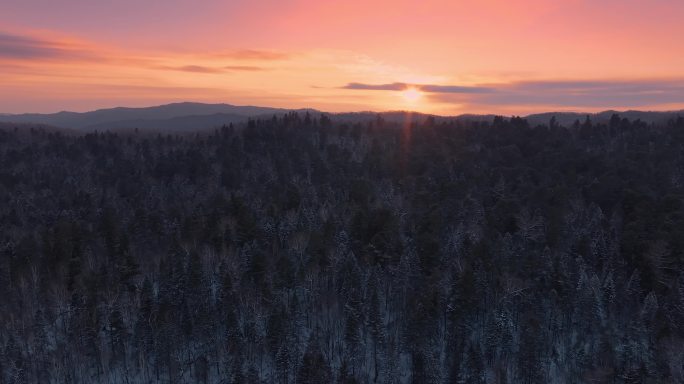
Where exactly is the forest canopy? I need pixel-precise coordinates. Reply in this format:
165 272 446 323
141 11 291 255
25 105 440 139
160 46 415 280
1 113 683 383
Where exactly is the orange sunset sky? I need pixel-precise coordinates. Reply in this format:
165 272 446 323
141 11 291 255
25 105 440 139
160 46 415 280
1 0 683 115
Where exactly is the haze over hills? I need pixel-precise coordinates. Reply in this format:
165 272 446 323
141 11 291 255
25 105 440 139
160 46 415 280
0 102 682 131
0 103 314 131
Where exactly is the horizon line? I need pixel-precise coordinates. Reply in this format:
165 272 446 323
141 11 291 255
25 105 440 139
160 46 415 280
3 101 684 118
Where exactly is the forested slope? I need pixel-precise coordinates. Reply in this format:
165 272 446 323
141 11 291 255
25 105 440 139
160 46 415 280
1 113 683 383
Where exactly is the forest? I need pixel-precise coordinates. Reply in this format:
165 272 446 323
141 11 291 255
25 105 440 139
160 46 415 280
0 112 683 383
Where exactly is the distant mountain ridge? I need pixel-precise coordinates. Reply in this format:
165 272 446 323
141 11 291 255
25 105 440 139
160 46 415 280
524 110 684 127
1 102 682 131
0 102 315 131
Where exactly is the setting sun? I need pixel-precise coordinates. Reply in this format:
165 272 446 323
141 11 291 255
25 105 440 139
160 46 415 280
401 88 422 103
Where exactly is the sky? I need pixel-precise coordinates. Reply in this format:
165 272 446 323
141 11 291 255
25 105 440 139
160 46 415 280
1 0 683 115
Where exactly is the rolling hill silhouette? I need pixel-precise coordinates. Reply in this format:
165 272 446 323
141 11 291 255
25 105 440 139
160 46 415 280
1 102 681 131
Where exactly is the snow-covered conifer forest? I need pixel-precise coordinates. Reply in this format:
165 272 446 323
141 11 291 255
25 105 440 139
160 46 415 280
1 113 683 383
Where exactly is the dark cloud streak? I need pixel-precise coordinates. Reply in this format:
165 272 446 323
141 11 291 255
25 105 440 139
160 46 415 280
343 82 492 93
343 82 408 91
163 65 225 73
344 79 684 108
0 31 92 60
420 84 492 93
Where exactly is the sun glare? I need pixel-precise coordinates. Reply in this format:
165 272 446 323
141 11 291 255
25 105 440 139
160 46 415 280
401 88 422 103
